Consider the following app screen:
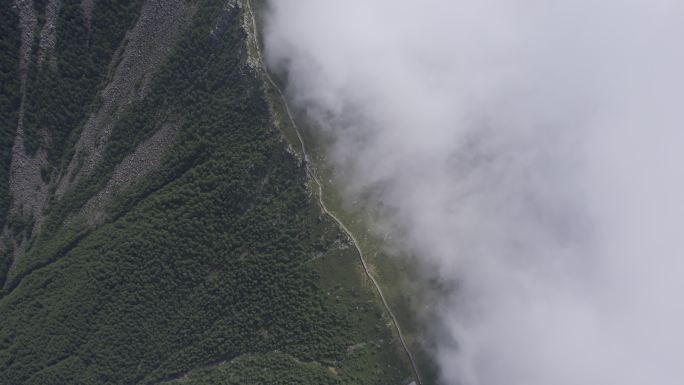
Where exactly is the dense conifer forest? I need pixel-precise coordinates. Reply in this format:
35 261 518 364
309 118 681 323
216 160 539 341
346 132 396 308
0 1 414 384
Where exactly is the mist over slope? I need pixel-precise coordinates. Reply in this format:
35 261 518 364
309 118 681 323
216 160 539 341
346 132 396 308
264 1 684 384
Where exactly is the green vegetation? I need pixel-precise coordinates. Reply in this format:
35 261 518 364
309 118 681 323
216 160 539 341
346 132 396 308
294 112 440 384
248 2 436 381
164 353 340 385
0 0 21 230
0 0 22 286
0 1 413 384
22 0 143 165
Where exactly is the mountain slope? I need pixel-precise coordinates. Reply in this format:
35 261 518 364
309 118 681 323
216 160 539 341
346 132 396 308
0 1 414 384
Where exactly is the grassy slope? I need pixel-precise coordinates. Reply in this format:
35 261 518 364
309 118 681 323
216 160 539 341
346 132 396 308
0 1 413 384
249 0 438 382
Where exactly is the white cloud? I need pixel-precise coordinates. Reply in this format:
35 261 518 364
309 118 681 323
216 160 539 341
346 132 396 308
265 1 684 384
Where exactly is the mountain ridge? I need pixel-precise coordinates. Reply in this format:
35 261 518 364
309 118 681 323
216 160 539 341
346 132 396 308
0 1 416 384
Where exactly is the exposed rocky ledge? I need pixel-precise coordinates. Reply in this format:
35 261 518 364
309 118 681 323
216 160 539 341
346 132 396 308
4 0 49 262
56 0 197 197
37 0 61 66
70 123 179 226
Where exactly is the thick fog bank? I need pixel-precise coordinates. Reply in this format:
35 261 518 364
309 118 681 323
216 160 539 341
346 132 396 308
264 1 684 384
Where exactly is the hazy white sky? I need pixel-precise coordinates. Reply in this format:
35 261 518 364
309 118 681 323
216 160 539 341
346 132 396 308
265 1 684 384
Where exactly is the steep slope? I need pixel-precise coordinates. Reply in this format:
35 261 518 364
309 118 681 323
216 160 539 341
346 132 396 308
0 0 22 282
0 1 415 384
248 1 435 382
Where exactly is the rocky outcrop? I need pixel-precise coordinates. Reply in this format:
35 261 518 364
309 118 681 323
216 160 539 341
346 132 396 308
71 123 179 226
13 0 35 77
5 0 50 260
4 0 197 263
36 0 61 66
80 0 94 22
56 0 197 197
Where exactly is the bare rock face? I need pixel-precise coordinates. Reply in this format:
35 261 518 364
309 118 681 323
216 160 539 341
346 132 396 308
7 0 63 243
56 0 197 197
4 0 197 264
5 0 50 260
71 123 179 226
80 0 94 22
13 0 35 77
37 0 61 66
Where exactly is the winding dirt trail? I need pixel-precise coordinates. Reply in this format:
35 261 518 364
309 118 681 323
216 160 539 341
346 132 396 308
244 2 422 384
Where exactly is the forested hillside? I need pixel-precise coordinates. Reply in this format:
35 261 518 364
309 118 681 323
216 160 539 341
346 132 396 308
0 1 414 384
0 0 22 255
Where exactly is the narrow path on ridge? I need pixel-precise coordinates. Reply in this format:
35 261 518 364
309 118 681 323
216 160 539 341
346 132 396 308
244 2 423 384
